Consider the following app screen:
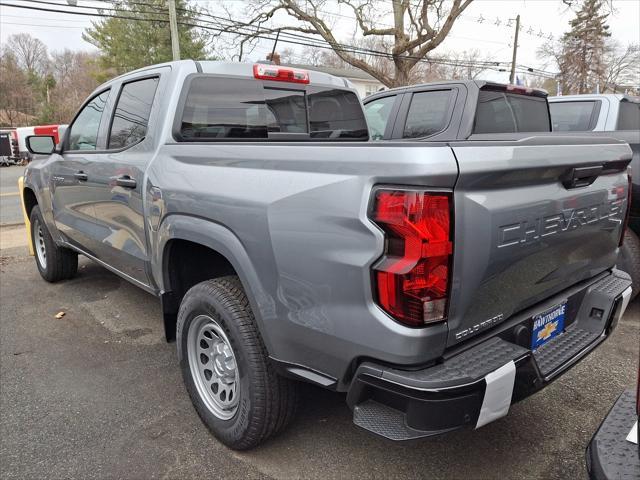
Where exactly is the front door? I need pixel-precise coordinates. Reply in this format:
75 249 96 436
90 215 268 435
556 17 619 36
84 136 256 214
50 89 111 252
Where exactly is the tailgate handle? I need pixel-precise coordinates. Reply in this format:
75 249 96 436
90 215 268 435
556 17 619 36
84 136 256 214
562 165 603 189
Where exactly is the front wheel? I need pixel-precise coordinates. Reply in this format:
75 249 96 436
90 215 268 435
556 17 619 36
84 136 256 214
30 205 78 282
177 276 298 450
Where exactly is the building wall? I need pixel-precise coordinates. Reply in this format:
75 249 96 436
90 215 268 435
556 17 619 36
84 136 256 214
349 79 386 98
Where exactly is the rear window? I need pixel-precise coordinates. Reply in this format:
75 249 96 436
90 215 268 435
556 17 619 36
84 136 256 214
178 76 368 141
617 100 640 130
403 90 452 138
474 90 550 134
549 101 599 131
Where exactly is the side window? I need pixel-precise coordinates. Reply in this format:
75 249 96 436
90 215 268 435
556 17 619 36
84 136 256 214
403 90 452 138
364 95 396 140
549 101 597 131
618 101 640 130
109 77 159 149
68 90 110 151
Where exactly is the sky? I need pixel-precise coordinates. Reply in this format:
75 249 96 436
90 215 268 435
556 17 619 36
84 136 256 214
1 0 639 84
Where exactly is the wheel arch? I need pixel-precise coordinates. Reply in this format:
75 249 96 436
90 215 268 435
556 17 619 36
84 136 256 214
154 214 275 348
22 186 38 218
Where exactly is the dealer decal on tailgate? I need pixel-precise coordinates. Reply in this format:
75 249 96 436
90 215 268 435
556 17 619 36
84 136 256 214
531 302 566 350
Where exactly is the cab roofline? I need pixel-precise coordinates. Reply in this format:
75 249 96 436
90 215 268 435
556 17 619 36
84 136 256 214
364 79 548 102
91 59 353 94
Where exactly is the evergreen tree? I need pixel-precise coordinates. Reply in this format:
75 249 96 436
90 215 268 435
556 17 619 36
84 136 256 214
83 0 208 77
558 0 611 94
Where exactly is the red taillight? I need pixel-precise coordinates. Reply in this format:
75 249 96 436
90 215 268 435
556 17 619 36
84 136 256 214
253 64 310 84
620 170 632 247
370 189 452 327
506 85 534 95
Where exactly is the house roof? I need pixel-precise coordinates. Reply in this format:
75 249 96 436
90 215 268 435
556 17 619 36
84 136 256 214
285 63 381 82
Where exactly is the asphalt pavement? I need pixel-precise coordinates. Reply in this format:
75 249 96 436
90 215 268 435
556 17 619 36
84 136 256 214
0 166 25 225
0 230 638 479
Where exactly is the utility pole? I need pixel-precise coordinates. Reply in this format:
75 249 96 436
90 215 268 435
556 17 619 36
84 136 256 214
509 14 520 84
168 0 180 61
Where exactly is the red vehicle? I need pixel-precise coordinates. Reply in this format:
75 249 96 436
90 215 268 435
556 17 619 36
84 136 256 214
16 125 67 162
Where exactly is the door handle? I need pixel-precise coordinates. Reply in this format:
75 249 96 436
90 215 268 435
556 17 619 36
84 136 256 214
562 165 603 189
74 171 88 181
114 175 137 189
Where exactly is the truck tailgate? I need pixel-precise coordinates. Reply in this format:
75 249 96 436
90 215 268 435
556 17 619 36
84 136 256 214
447 136 632 346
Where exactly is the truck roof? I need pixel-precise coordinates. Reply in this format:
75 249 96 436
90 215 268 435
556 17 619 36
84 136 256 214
549 93 640 103
97 59 355 92
364 80 547 102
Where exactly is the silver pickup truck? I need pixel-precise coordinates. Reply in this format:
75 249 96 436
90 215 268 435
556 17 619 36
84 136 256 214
22 62 633 450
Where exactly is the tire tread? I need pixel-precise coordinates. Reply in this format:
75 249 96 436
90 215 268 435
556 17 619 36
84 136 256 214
177 276 298 450
30 206 78 282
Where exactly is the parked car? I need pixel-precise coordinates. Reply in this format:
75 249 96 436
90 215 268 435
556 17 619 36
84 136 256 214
586 354 639 479
21 63 633 450
549 94 640 299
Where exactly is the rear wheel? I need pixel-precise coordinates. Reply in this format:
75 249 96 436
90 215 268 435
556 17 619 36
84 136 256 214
618 229 640 301
177 276 298 450
30 205 78 282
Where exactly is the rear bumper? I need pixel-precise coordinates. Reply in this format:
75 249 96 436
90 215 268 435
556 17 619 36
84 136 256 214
586 389 639 480
347 269 632 440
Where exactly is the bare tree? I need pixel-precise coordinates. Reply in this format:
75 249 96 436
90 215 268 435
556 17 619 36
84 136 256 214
49 50 101 123
6 33 49 75
0 48 33 126
440 49 492 80
215 0 473 87
600 43 640 93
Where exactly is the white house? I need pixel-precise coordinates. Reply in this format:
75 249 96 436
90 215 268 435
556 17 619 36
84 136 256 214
286 63 386 98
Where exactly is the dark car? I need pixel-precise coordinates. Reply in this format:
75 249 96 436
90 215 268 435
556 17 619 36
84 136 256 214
586 353 639 479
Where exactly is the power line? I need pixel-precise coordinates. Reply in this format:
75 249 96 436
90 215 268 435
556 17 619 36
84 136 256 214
0 20 85 28
3 0 558 76
20 0 508 68
4 0 508 71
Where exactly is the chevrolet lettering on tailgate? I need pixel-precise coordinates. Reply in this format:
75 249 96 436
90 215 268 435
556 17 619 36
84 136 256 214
498 199 625 248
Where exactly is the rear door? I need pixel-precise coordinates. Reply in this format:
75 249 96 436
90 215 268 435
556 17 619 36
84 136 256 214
88 72 163 285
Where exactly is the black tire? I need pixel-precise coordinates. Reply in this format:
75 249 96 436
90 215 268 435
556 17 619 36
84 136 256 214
618 229 640 301
29 205 78 282
176 276 298 450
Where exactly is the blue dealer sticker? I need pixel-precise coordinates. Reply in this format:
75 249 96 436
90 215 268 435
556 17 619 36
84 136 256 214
531 302 566 350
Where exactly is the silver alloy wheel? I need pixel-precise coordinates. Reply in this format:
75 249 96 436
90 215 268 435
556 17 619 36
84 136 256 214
33 218 47 269
187 314 240 420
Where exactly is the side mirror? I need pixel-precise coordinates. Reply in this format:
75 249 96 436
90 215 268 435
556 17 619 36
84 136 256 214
25 135 56 155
